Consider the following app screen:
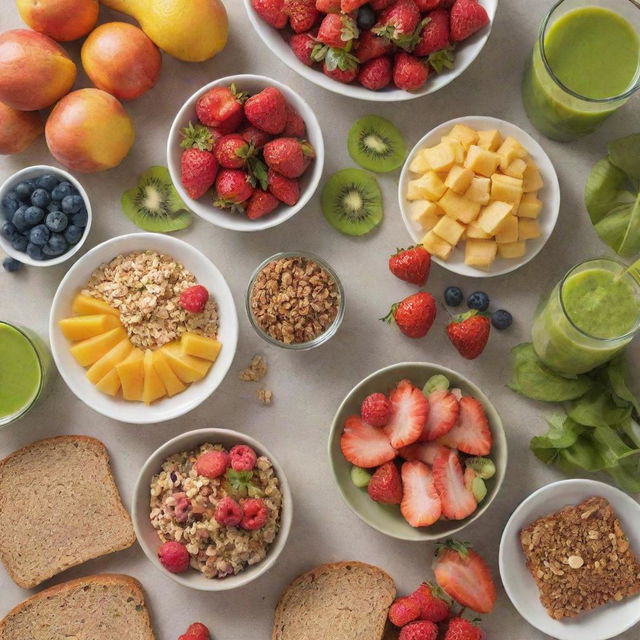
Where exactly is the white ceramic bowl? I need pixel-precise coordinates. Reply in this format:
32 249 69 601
399 116 561 278
244 0 498 102
132 428 293 591
49 233 238 424
167 74 324 232
0 165 92 267
499 479 640 640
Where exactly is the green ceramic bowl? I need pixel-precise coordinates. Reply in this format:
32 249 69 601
328 362 508 542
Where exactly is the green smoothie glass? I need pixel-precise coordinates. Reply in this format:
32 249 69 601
523 0 640 142
532 258 640 375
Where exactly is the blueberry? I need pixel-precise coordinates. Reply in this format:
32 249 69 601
12 207 29 232
467 291 490 312
51 181 75 201
15 181 35 202
491 309 513 330
42 233 67 257
30 188 51 209
36 174 60 191
357 4 376 30
11 234 27 252
2 191 20 219
24 205 45 226
61 194 84 214
27 242 44 260
2 257 23 272
47 202 60 213
64 224 83 245
1 221 17 241
444 286 464 307
29 224 50 246
71 208 88 228
46 210 68 233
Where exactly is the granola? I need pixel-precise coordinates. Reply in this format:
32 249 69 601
257 388 273 405
83 251 218 349
240 355 268 382
520 496 640 620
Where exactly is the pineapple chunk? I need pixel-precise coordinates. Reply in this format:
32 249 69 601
410 200 442 231
518 218 542 240
445 165 474 194
86 338 133 384
71 294 120 317
161 342 212 384
447 124 479 150
465 239 497 268
441 139 465 164
407 171 447 201
491 173 523 205
59 314 121 341
467 221 491 239
143 349 166 405
182 333 222 363
495 215 519 244
498 241 527 259
477 201 514 235
476 129 502 152
517 192 543 219
116 348 144 402
70 327 127 368
422 231 453 261
504 158 527 180
409 150 431 174
464 176 491 205
523 162 544 192
151 349 186 397
439 190 481 224
421 143 457 173
95 368 121 397
497 136 528 171
464 145 501 178
433 216 466 246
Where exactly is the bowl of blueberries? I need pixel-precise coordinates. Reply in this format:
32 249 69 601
0 165 91 268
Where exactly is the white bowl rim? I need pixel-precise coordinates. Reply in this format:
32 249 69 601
167 73 325 232
398 115 561 278
0 164 92 267
132 427 294 591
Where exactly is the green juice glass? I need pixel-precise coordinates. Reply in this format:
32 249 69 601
522 0 640 142
532 258 640 375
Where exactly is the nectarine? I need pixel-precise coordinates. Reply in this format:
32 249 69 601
17 0 99 42
0 102 43 154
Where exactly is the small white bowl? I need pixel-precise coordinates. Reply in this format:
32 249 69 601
132 428 293 591
167 74 325 232
49 233 238 425
244 0 498 102
0 165 92 267
399 116 560 278
499 479 640 640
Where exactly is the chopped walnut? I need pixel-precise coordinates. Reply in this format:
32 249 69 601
257 388 273 405
240 355 268 382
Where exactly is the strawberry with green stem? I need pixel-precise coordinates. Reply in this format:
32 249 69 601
373 0 424 51
382 291 437 339
446 310 490 359
214 169 254 212
180 122 218 200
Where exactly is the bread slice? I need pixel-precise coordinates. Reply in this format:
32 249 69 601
0 574 155 639
272 561 396 640
0 436 136 588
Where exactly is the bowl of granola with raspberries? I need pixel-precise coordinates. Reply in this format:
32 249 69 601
133 428 292 591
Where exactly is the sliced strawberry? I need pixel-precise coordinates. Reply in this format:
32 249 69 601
438 396 492 456
432 446 477 521
384 379 429 449
398 441 440 466
368 461 402 504
420 390 459 441
400 461 442 528
340 415 396 468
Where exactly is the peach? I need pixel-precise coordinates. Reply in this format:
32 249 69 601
81 23 162 101
17 0 99 42
45 88 135 173
0 29 76 111
0 102 43 154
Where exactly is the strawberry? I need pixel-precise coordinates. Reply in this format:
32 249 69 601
420 390 459 441
400 461 442 527
181 121 215 152
389 245 431 285
215 134 253 169
393 52 429 90
415 0 441 8
247 189 280 219
373 0 421 48
432 447 477 521
434 540 497 613
240 125 272 150
342 0 369 11
252 0 288 28
181 149 218 200
355 29 394 63
244 87 287 135
282 104 307 138
214 169 254 210
263 138 315 179
411 582 450 623
317 13 359 49
444 617 483 640
368 461 403 504
323 61 359 83
196 85 247 133
398 441 440 465
284 0 320 33
450 0 490 42
340 415 397 468
361 392 392 427
414 8 450 56
388 595 421 627
316 0 341 11
290 32 317 66
438 396 492 455
267 168 300 205
358 56 393 91
384 379 429 449
446 311 490 359
179 622 211 640
383 292 436 339
371 0 395 8
399 621 439 640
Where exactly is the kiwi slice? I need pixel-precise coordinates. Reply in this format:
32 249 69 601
122 166 192 232
321 168 383 236
348 115 406 173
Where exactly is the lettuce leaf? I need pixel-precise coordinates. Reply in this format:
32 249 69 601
609 133 640 186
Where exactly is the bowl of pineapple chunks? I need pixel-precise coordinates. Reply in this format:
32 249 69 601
399 116 560 277
49 232 238 424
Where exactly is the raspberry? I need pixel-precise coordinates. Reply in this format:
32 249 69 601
179 622 211 640
215 496 243 527
241 498 269 530
158 541 190 573
179 285 209 313
361 393 392 427
229 444 257 471
194 450 230 479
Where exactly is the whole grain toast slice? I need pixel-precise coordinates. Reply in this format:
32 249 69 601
0 436 136 588
0 573 155 640
272 561 396 640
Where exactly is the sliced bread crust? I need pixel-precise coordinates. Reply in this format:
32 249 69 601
0 573 155 640
272 561 396 640
0 435 136 588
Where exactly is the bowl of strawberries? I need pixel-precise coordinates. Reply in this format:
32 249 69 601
245 0 498 101
167 74 324 231
328 362 507 541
